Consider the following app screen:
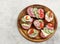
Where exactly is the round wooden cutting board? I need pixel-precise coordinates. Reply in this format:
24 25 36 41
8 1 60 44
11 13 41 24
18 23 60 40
17 4 57 42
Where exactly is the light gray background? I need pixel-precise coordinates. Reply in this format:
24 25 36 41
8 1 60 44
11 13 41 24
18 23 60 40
0 0 60 44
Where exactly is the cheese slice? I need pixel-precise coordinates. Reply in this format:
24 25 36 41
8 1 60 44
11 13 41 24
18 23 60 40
45 11 53 22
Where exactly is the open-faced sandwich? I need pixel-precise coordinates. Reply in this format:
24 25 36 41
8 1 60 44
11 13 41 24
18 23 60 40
21 15 33 23
40 23 54 38
45 11 54 22
28 28 39 38
40 27 54 38
27 7 44 19
21 15 33 29
33 20 44 30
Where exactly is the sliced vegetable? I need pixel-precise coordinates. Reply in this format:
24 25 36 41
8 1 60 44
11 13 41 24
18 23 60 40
43 27 54 34
21 15 33 23
48 29 54 33
33 8 39 18
28 28 39 37
48 23 54 27
25 15 30 20
39 20 44 29
38 8 44 19
43 27 50 34
40 27 54 38
21 17 26 22
28 28 34 34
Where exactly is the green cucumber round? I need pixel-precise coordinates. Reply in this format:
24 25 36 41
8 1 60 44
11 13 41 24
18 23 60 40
21 18 26 22
48 30 54 33
43 27 50 34
33 8 39 18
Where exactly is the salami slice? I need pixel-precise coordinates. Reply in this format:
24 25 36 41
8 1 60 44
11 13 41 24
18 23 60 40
46 23 54 30
21 24 31 29
27 7 35 17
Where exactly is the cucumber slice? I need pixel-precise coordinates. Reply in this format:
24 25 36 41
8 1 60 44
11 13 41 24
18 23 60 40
21 18 26 22
35 14 39 18
34 29 38 33
33 8 38 11
48 30 54 33
33 8 39 18
43 27 50 34
38 20 43 22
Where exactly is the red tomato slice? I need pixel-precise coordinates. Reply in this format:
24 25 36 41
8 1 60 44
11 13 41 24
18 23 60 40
26 16 29 20
39 13 44 18
40 22 44 29
38 9 44 19
48 23 54 27
28 29 34 35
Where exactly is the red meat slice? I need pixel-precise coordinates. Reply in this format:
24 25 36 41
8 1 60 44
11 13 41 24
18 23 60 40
27 7 35 17
21 24 31 29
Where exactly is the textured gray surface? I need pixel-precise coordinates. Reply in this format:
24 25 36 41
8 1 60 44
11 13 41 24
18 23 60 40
0 0 60 44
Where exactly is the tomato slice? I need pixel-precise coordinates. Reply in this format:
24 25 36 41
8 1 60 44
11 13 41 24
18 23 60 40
40 13 44 18
38 9 44 19
48 23 54 27
26 16 29 20
28 29 34 34
40 22 44 29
